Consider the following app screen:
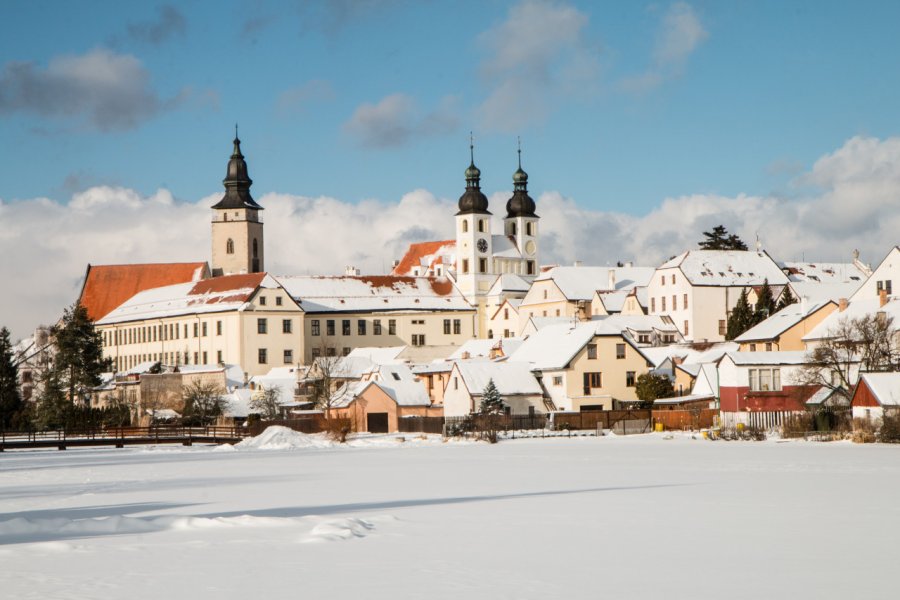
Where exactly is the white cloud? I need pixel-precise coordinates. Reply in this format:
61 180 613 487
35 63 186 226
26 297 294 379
620 2 708 93
0 49 186 131
3 135 900 342
476 1 600 131
275 80 335 116
343 93 459 148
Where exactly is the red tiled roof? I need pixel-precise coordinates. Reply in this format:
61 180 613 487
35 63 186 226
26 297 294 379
189 272 266 295
391 240 454 276
78 262 209 321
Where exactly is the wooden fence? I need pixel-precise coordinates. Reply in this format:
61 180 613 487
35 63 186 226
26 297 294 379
247 417 351 437
651 409 719 431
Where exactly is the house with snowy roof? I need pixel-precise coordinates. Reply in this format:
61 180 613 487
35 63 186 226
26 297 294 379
443 360 544 417
486 298 523 339
648 250 790 342
850 372 900 422
510 318 664 411
849 246 900 303
717 351 819 428
735 299 838 352
518 265 655 324
331 364 441 433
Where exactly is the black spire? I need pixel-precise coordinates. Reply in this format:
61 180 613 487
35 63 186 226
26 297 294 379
457 132 490 215
212 125 262 210
506 137 537 218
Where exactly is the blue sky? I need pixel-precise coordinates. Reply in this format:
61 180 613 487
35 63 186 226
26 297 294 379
4 0 900 212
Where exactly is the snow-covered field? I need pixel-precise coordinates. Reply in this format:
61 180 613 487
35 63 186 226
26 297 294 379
1 429 898 599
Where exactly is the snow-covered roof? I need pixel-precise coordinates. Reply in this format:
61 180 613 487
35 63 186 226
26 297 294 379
333 364 430 407
97 273 280 325
178 363 245 390
789 282 863 304
780 262 868 284
492 235 523 259
802 297 900 341
411 360 454 374
222 389 253 418
276 275 473 313
639 342 738 368
722 351 809 366
659 250 788 287
734 300 834 343
653 393 714 406
488 273 531 296
858 373 900 407
533 266 654 300
806 386 849 407
452 360 543 396
249 366 299 403
391 240 455 276
121 361 159 376
346 346 406 365
596 314 681 336
449 337 525 359
511 320 650 371
321 356 377 379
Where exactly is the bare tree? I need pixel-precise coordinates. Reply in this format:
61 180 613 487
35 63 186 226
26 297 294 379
308 341 346 421
181 380 226 426
140 377 169 425
249 385 281 420
796 314 899 394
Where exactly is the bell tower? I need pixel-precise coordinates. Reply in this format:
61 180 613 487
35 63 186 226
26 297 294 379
211 126 264 276
455 136 493 302
504 138 538 276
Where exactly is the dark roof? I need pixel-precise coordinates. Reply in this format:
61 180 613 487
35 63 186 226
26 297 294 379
211 135 263 210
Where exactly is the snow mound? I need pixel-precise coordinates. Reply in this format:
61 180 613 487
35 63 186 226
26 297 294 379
304 518 375 542
235 426 335 451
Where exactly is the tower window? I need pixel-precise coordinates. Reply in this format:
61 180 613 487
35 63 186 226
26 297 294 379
527 261 535 275
510 222 517 236
526 222 534 236
479 258 487 273
226 238 234 254
253 239 259 259
478 219 486 233
462 220 468 233
462 259 469 274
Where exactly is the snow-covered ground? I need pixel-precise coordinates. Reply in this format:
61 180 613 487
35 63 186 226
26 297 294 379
1 429 898 599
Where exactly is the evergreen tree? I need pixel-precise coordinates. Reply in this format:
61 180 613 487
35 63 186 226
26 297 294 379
726 289 756 340
634 372 675 408
755 279 777 322
34 367 69 430
776 286 797 312
479 379 504 415
53 303 109 404
699 225 748 251
0 327 24 430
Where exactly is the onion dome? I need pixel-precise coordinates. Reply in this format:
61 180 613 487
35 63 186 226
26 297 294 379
457 137 490 215
505 140 537 218
212 125 262 210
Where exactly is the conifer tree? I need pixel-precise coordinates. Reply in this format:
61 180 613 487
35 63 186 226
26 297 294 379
776 286 797 312
34 367 69 430
755 279 777 322
53 303 109 404
479 379 504 415
726 289 756 340
699 225 748 251
0 327 24 430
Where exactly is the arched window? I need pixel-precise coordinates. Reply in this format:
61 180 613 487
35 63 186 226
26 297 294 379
487 329 494 339
226 238 234 254
510 222 517 236
526 222 534 236
462 220 468 233
252 239 259 258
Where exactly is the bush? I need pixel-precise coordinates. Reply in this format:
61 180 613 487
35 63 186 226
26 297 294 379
851 418 877 444
878 412 900 443
782 412 814 438
324 417 352 443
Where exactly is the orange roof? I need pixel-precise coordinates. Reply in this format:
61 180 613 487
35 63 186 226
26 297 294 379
391 240 455 276
78 262 210 321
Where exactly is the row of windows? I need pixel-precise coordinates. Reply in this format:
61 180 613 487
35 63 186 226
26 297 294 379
311 318 396 336
115 349 225 371
650 294 689 313
748 368 782 392
257 349 294 364
747 342 774 352
585 343 627 360
660 273 677 286
461 258 536 275
103 321 227 347
579 371 637 394
257 295 283 307
506 221 536 236
257 318 293 334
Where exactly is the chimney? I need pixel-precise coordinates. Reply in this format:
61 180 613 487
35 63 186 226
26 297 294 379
879 289 888 307
461 351 470 360
625 261 634 268
345 265 361 276
839 297 848 312
392 259 400 269
608 270 617 290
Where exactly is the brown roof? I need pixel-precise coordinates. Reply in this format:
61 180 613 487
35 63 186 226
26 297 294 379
79 262 210 321
391 240 454 276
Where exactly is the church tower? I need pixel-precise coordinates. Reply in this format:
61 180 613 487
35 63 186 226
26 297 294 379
211 127 264 277
504 140 538 276
455 138 494 301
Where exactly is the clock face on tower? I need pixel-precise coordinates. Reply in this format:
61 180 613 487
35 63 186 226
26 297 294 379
525 240 536 256
476 238 488 253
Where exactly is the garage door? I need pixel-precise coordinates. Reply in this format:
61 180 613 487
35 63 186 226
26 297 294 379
367 413 389 433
